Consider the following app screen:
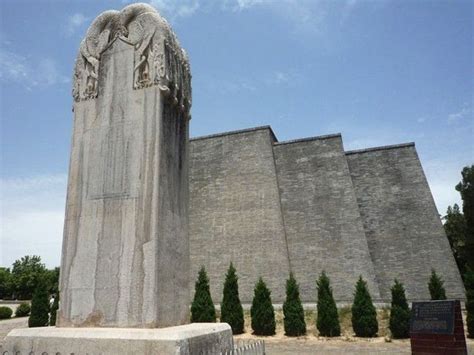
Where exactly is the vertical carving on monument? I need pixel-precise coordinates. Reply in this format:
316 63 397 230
71 3 192 120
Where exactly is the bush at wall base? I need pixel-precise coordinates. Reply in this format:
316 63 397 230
351 276 378 337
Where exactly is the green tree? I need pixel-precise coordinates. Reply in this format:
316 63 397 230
45 267 60 294
28 281 50 327
428 269 447 300
250 278 276 336
11 255 47 300
351 276 378 337
190 266 216 323
220 263 244 334
316 271 340 337
0 267 12 300
456 165 474 272
465 269 474 338
283 273 306 336
444 204 467 276
50 294 59 326
455 165 474 339
389 280 410 338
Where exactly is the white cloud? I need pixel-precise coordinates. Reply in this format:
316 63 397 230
0 174 67 268
267 69 302 86
448 105 471 123
66 13 89 36
0 48 69 90
228 0 266 11
148 0 200 21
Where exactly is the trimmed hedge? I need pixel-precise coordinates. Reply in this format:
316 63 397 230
428 269 447 300
0 306 13 319
389 280 410 338
190 266 216 323
283 273 306 336
28 282 50 327
15 302 31 317
220 263 244 334
351 276 378 337
316 271 340 337
251 278 276 335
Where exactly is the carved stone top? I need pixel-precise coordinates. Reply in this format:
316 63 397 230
73 3 191 117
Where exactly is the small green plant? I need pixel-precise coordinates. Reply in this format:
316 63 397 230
15 302 31 317
50 294 59 326
351 276 378 337
28 281 50 327
283 273 306 336
389 280 410 338
428 269 447 300
251 277 276 335
0 306 13 319
316 271 340 337
190 266 216 323
220 263 244 334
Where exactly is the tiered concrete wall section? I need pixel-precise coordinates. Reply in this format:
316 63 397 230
346 145 465 301
189 128 290 302
189 126 465 303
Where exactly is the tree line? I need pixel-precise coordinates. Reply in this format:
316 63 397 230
191 263 463 338
0 255 59 300
443 165 474 339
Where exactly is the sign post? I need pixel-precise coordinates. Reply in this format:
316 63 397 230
410 300 467 354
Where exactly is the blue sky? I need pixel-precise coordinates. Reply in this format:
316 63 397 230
0 0 472 268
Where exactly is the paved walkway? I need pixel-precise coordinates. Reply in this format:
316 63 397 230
0 317 28 341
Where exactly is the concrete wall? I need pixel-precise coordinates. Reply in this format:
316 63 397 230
346 144 465 301
273 135 380 302
189 127 465 303
189 127 290 303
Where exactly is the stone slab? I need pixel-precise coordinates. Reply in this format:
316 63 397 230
2 323 233 355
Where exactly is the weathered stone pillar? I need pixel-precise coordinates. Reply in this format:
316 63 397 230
3 4 233 353
58 3 192 328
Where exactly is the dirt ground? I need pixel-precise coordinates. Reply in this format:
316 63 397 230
1 306 473 354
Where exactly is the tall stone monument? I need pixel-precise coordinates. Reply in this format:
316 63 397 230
61 1 192 328
3 3 232 354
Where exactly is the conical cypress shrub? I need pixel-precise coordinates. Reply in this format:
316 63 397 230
389 279 410 338
49 294 59 326
465 269 474 338
190 266 216 323
251 277 276 335
221 263 244 334
316 271 340 337
428 269 447 300
351 276 378 337
283 273 306 336
28 281 50 327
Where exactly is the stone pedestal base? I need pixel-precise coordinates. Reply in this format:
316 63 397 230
2 323 233 355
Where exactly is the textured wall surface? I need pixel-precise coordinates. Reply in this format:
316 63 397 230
346 144 465 301
60 36 190 328
273 135 380 302
189 127 465 303
189 127 290 303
